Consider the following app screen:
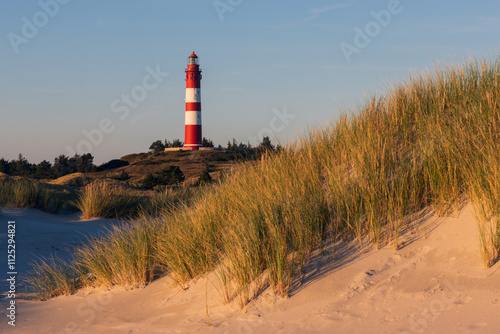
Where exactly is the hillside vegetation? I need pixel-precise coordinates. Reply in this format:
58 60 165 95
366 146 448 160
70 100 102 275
0 173 76 213
0 149 239 218
28 57 500 306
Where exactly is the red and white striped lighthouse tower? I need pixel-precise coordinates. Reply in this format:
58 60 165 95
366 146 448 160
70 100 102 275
184 51 202 150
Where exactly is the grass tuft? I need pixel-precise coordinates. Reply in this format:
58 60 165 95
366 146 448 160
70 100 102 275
75 217 161 287
24 257 81 300
73 181 138 219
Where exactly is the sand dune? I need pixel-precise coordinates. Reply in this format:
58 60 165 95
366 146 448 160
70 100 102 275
1 205 499 333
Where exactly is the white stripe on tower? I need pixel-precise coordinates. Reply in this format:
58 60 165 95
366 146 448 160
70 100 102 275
185 111 202 125
185 88 201 103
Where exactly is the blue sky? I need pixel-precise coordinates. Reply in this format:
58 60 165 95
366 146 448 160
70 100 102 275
1 0 499 164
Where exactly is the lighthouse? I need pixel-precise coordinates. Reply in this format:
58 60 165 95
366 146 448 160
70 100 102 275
184 51 202 150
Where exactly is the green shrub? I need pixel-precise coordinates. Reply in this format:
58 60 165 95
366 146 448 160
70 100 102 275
96 159 129 172
197 170 212 185
142 173 158 189
157 166 184 185
114 170 130 181
141 166 184 189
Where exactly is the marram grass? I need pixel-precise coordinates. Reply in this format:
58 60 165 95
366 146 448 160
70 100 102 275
73 181 137 219
24 257 81 300
0 176 74 213
73 181 195 219
26 56 500 305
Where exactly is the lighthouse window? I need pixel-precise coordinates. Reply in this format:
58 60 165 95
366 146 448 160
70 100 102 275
188 58 198 65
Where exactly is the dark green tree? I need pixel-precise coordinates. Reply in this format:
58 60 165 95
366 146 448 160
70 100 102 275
75 153 95 173
257 136 275 153
52 155 73 178
227 138 238 151
202 137 214 147
34 160 55 179
172 139 183 148
11 154 33 177
0 158 11 174
149 140 165 153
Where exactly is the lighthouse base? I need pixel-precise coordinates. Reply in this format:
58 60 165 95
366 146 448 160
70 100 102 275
182 146 201 151
165 147 216 152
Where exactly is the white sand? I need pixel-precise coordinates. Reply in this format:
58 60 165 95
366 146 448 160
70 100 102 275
1 205 499 333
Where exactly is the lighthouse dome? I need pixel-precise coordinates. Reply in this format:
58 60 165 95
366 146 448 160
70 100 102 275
188 51 199 65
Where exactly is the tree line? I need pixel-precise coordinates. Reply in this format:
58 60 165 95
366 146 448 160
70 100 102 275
0 153 95 180
0 137 280 180
149 136 279 158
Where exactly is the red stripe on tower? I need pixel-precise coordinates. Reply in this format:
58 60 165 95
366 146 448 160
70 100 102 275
184 51 202 150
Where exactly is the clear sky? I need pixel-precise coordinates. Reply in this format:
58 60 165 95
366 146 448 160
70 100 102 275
1 0 499 164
